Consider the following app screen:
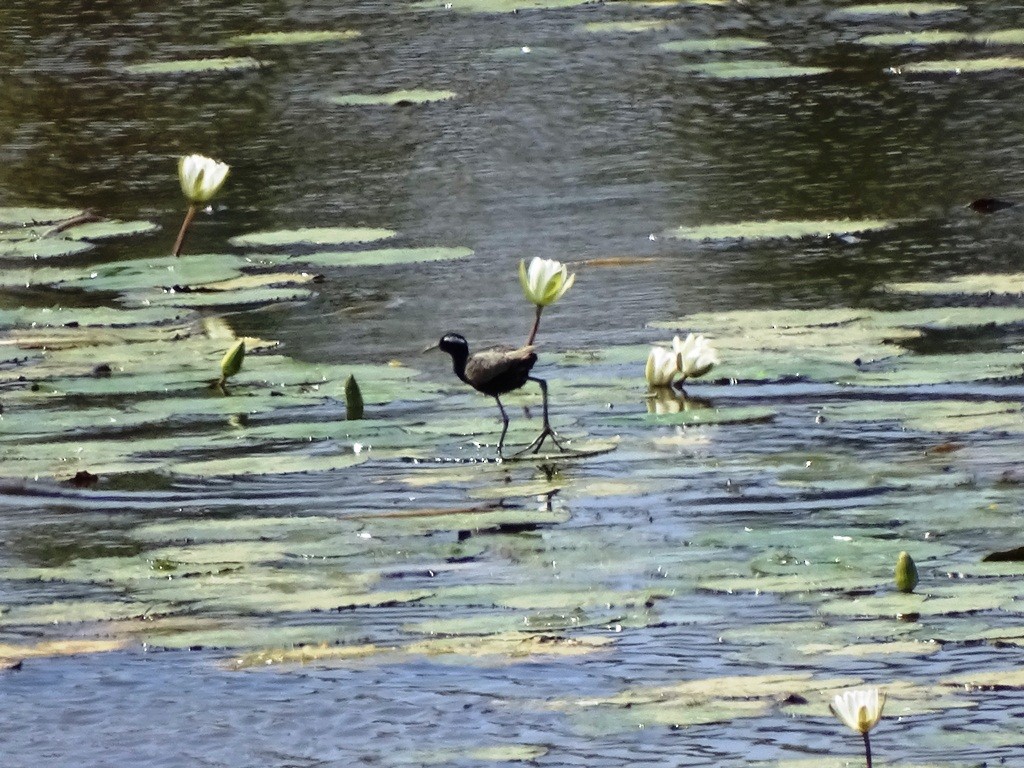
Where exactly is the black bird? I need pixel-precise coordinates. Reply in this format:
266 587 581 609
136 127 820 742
435 332 563 458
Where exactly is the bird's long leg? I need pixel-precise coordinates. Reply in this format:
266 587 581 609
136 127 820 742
494 395 510 460
517 375 566 454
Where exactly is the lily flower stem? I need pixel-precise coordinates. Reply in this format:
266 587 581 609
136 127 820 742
862 731 872 768
172 204 198 257
526 304 543 346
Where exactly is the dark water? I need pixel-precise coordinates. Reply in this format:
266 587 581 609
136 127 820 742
3 0 1024 765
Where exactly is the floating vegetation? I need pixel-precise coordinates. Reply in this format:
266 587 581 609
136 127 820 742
583 20 672 33
414 0 596 12
885 272 1024 295
0 206 84 225
265 246 474 268
664 218 897 241
660 37 770 53
894 57 1024 74
326 89 457 106
228 30 361 46
229 226 397 248
677 60 831 79
832 2 966 17
122 57 263 75
859 30 972 46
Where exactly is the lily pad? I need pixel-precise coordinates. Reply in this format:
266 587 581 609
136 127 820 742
664 218 897 242
62 220 160 241
171 448 368 477
833 2 966 17
660 37 771 53
886 273 1024 295
583 20 672 33
414 0 593 12
228 30 361 46
123 57 263 75
282 246 473 268
0 639 127 668
859 30 971 46
123 284 315 308
0 206 84 226
677 60 831 79
327 89 457 106
229 226 397 248
0 237 95 259
897 57 1024 74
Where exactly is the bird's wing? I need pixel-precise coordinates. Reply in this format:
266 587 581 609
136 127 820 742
464 345 537 386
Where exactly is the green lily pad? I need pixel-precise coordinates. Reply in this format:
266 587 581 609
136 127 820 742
897 57 1024 74
413 0 592 12
71 254 250 292
602 406 777 426
833 2 965 17
0 237 95 259
824 401 1024 433
133 515 350 544
660 37 770 53
678 61 831 79
0 206 84 226
859 30 971 46
886 273 1024 295
818 583 1023 618
171 448 368 477
123 57 263 75
228 30 361 45
583 20 672 33
282 246 473 268
327 89 457 106
145 623 356 651
0 305 189 329
229 226 397 248
62 220 160 241
0 600 161 626
664 218 897 241
123 285 315 308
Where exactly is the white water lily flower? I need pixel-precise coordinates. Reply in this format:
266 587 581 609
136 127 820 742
519 257 575 307
830 687 885 734
178 154 230 204
645 346 678 387
673 333 719 380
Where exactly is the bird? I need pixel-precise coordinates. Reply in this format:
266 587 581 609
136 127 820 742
434 332 563 458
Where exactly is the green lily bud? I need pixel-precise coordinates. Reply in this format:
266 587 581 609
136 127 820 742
220 339 245 382
895 550 918 593
345 374 364 420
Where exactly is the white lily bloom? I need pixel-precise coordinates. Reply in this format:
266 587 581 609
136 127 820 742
673 333 719 380
830 688 885 734
645 346 678 387
178 154 230 204
519 257 575 307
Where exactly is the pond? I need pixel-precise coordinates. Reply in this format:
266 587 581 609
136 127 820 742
2 0 1024 765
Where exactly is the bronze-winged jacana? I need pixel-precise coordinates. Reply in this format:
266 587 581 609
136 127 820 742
435 332 563 458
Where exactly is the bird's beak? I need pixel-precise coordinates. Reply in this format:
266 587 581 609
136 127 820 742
421 342 439 354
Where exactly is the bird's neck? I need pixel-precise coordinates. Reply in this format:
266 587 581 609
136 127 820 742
448 347 472 385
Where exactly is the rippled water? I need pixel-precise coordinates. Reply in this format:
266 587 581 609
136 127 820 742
3 0 1024 765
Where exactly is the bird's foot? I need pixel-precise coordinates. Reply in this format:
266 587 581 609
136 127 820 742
516 425 567 456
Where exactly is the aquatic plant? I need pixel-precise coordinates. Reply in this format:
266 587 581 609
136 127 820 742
645 334 719 389
519 257 575 345
216 339 245 391
673 333 719 383
895 551 919 593
645 346 679 387
173 154 230 257
830 687 885 768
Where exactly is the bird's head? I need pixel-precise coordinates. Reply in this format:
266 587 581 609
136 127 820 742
437 333 469 358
